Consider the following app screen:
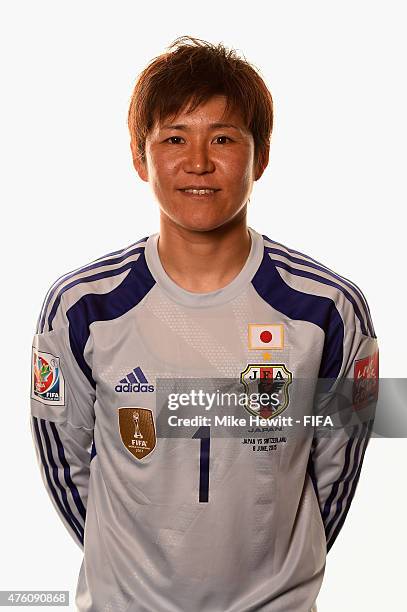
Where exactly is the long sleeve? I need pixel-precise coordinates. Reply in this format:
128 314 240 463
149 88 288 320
309 324 379 553
30 303 96 550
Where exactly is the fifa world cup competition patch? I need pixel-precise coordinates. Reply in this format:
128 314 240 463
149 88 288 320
31 348 65 406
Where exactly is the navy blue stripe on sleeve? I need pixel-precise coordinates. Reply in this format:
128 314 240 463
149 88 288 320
65 251 156 388
38 239 148 333
40 419 85 535
326 421 373 551
49 422 87 520
252 249 344 380
263 242 375 337
32 417 84 546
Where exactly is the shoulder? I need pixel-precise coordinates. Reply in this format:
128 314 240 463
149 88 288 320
36 235 153 334
257 233 376 339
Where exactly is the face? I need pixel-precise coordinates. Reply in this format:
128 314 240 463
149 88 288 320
134 95 268 232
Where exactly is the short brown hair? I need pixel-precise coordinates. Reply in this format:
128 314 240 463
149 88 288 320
128 36 273 173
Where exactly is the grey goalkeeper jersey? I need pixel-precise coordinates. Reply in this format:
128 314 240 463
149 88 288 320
30 227 378 612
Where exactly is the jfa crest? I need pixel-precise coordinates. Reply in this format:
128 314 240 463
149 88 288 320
240 364 292 418
118 407 157 461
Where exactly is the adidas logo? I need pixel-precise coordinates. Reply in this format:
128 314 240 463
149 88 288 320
115 367 154 393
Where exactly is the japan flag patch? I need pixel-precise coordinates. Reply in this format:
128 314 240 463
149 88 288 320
248 324 284 350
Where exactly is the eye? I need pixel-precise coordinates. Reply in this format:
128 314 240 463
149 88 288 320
214 136 232 144
165 136 184 144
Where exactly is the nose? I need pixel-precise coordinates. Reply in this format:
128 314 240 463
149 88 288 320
182 141 215 174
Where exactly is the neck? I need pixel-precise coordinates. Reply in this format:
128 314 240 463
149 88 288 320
156 211 251 293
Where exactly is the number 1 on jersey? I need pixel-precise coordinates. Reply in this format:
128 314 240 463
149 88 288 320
193 426 210 502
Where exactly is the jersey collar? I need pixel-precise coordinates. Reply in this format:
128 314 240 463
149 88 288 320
144 226 264 308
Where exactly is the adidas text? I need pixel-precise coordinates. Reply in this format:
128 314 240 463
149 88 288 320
115 383 154 393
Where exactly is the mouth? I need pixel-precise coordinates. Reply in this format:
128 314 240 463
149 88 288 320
177 187 221 197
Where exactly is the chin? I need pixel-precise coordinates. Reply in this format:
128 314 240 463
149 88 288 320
160 205 233 232
173 214 236 233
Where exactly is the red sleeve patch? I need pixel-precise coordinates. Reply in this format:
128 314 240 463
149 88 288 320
353 350 379 411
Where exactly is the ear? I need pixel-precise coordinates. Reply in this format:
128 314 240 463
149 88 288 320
254 146 270 181
131 143 149 182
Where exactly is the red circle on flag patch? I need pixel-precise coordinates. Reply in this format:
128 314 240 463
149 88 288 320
260 330 273 343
